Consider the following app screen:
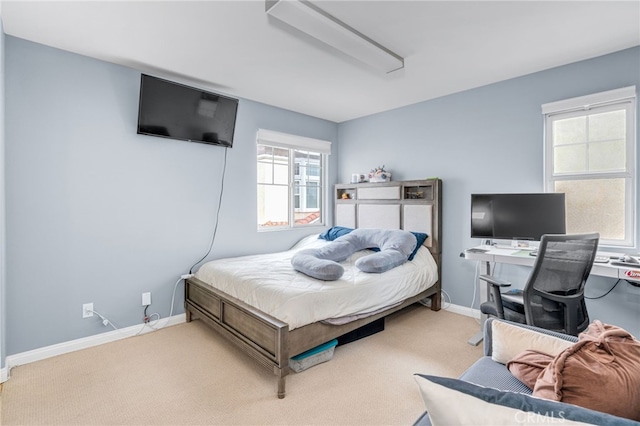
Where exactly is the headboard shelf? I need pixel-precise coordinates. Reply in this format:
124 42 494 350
334 178 442 256
336 187 357 201
404 184 434 201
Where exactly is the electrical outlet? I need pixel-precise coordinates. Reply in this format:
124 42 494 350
142 292 151 306
82 303 93 318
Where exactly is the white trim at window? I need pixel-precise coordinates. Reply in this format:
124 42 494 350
257 129 331 231
543 86 637 248
542 86 636 115
257 129 332 154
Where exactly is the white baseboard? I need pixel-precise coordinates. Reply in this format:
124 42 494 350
3 314 186 381
444 303 486 346
2 304 479 383
444 303 481 320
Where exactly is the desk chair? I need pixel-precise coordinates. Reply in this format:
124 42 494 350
479 233 599 336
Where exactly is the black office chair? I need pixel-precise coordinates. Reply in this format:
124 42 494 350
479 233 599 336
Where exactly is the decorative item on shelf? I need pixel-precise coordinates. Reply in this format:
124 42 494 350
351 173 366 183
341 193 350 199
368 165 391 183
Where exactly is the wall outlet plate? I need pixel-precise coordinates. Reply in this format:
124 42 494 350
142 292 151 306
82 303 93 318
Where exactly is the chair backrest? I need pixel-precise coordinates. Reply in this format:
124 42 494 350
523 233 599 335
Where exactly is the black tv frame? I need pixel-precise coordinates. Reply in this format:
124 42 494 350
137 74 239 148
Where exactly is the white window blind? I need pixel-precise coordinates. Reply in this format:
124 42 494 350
543 86 636 247
542 86 636 115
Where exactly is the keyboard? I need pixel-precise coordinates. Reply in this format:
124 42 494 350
530 251 609 263
466 248 489 254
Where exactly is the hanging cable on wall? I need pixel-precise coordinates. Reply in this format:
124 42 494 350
188 147 229 274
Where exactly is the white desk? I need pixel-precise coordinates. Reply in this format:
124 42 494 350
462 246 639 345
464 246 640 281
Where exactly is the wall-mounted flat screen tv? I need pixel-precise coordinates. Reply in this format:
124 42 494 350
137 74 239 148
471 193 566 241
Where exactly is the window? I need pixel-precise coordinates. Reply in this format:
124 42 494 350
543 86 636 247
257 129 331 230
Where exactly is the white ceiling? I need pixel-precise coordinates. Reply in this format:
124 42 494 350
2 1 639 123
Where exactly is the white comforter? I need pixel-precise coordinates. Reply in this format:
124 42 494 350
194 234 438 330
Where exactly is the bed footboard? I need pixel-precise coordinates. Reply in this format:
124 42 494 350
185 275 441 398
185 276 290 398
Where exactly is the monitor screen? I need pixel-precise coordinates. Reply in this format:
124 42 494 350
137 74 239 148
471 193 566 241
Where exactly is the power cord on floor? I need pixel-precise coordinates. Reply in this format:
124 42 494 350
135 312 161 335
470 260 493 324
585 279 621 299
440 289 451 309
86 273 192 337
470 261 480 323
89 306 151 336
418 289 451 309
88 308 118 330
135 274 193 335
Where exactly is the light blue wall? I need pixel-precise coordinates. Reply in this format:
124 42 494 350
4 36 337 355
338 46 640 336
4 35 639 357
0 4 6 370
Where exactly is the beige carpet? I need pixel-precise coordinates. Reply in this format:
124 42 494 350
1 306 482 425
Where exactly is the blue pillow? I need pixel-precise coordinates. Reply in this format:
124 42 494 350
319 227 428 261
408 232 428 260
318 226 354 241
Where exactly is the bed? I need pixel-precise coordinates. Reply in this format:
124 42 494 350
184 178 442 398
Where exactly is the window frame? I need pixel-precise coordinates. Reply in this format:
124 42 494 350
543 86 637 248
256 129 331 232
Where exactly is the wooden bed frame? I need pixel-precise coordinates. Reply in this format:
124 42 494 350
184 178 442 398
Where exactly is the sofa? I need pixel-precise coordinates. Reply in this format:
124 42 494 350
413 318 640 425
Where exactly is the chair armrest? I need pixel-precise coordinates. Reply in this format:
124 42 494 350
479 275 511 287
479 275 511 319
483 318 578 357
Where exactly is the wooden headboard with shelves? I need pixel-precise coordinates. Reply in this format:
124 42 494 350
334 178 442 257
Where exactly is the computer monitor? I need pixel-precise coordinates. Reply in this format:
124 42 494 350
471 193 566 241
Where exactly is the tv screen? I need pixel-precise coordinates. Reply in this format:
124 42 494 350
471 193 566 241
137 74 238 147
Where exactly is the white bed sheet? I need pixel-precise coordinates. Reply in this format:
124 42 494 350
194 234 438 330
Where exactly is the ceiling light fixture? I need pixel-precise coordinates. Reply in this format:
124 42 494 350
265 0 404 73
